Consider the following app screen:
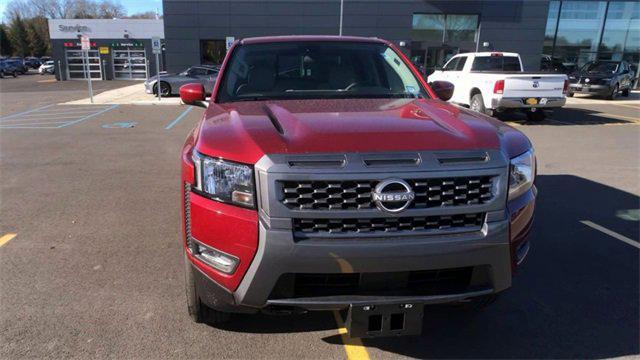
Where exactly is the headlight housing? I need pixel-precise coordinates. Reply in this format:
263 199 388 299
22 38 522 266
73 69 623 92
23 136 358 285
508 149 536 200
192 151 255 208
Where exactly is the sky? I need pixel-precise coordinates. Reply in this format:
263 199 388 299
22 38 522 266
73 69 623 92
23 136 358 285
0 0 163 21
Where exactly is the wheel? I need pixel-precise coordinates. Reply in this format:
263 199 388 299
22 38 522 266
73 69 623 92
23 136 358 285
567 91 574 97
184 253 230 325
621 88 630 97
606 84 618 100
154 82 171 96
526 110 545 122
470 93 487 115
12 71 17 78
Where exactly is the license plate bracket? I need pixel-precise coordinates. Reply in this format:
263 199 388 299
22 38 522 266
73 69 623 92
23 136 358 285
346 302 424 338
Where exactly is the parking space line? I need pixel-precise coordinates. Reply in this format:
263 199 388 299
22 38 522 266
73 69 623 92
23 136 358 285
15 110 112 118
333 311 370 360
0 121 76 127
595 113 640 123
57 104 120 128
614 103 640 110
165 106 194 130
0 233 17 248
580 220 639 249
0 104 55 121
1 115 99 122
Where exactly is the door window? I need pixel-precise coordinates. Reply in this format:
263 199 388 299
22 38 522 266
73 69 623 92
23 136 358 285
442 57 459 71
455 56 467 71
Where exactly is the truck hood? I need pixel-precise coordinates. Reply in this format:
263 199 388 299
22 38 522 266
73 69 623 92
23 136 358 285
195 98 527 164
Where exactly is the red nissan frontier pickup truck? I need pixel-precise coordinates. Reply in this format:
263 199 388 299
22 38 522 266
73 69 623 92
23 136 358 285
179 36 536 338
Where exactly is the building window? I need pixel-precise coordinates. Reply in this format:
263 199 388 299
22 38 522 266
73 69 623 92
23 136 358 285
445 15 479 42
412 14 478 43
600 2 640 53
412 14 445 42
200 40 226 65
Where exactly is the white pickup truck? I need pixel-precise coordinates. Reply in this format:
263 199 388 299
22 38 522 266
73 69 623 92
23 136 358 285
427 52 568 121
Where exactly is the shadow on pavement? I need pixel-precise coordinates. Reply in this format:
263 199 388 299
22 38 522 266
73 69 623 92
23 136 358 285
215 311 338 334
500 106 637 126
203 175 638 358
358 175 639 358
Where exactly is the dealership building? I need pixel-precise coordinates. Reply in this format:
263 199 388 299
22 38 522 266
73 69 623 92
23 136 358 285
162 0 639 78
48 19 165 81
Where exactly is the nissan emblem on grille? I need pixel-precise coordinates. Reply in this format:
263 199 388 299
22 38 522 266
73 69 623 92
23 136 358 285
372 179 415 213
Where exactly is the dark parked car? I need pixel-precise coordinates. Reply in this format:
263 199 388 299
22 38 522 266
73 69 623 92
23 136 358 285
25 57 42 69
0 61 19 78
568 60 634 99
144 65 220 96
540 55 569 74
6 58 28 74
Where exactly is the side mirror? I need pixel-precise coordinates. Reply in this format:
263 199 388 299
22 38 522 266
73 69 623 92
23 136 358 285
429 81 454 101
180 83 207 107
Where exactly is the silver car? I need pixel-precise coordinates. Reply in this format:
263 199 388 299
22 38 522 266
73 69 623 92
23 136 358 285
144 65 219 96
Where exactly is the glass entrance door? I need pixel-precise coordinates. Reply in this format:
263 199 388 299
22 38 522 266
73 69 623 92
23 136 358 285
411 45 459 77
427 47 459 72
65 49 102 80
112 49 148 80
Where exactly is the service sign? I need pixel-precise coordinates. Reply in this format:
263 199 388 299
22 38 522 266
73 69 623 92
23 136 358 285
80 35 90 51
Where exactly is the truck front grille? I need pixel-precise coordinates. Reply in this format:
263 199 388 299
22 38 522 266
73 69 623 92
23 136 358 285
280 176 494 211
293 213 485 235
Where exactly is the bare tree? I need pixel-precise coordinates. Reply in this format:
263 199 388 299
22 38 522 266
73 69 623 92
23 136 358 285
3 0 128 21
128 11 161 20
97 0 126 19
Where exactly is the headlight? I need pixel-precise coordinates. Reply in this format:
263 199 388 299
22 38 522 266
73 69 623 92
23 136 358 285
508 149 535 200
192 151 255 208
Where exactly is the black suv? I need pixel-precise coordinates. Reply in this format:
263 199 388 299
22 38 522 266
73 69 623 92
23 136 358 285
568 60 634 100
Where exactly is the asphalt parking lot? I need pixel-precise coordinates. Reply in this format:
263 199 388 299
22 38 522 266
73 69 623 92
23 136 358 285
1 73 638 359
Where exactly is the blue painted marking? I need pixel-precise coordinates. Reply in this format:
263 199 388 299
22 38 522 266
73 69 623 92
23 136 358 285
165 106 194 130
0 104 55 121
57 104 120 128
102 121 138 128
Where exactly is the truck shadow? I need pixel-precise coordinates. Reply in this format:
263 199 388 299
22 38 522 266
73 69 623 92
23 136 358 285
211 175 639 358
351 175 639 358
499 106 638 126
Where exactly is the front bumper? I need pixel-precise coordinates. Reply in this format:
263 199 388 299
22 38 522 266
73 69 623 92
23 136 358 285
186 150 535 313
492 97 566 110
144 81 154 94
569 83 611 95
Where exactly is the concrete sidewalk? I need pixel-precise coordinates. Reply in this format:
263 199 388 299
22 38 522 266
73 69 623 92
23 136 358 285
62 82 182 105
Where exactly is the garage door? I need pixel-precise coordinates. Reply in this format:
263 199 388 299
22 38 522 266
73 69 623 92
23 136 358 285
112 49 148 80
65 49 102 80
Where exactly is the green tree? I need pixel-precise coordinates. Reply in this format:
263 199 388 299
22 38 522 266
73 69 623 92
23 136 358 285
26 17 50 57
9 16 30 56
0 24 13 56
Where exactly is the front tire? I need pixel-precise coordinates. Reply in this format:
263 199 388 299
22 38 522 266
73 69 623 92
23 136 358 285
567 91 574 97
470 93 487 115
184 253 230 325
621 87 630 97
606 84 618 100
154 81 171 96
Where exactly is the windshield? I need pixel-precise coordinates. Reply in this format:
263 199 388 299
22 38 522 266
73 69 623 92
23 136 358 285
217 41 427 103
582 62 618 73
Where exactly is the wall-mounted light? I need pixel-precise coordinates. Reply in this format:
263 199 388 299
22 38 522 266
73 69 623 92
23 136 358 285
124 30 130 39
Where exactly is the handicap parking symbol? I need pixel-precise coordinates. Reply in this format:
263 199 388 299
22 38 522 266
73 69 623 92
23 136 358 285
102 121 137 129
